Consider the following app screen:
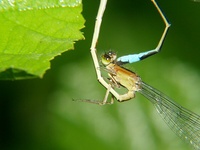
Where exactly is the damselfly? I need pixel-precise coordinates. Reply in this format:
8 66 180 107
88 0 200 149
90 0 170 103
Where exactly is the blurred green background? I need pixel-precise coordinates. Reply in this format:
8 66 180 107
1 0 200 150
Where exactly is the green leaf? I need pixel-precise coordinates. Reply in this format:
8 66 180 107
0 0 85 80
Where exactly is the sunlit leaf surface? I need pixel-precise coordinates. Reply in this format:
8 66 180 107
0 0 84 80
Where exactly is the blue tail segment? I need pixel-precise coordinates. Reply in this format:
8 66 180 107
117 49 158 64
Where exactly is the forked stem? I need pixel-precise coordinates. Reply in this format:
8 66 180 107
89 0 171 103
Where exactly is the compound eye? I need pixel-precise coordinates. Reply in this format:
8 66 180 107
101 53 112 65
101 51 117 65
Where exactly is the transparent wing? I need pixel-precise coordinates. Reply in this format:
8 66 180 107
138 81 200 150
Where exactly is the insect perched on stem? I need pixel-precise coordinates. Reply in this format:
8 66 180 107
90 0 170 104
86 0 200 149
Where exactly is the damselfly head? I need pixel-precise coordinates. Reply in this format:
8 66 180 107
101 51 117 65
